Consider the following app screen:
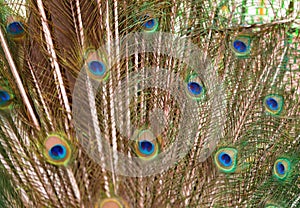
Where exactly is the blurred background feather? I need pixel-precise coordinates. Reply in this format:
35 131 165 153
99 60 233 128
0 0 299 207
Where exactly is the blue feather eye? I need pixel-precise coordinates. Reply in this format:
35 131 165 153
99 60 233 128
185 74 205 100
134 129 159 160
138 140 155 155
43 135 71 166
263 94 284 115
49 144 67 160
233 40 247 53
6 21 25 39
88 61 106 76
0 88 14 110
87 60 109 81
188 82 203 95
214 148 238 173
140 15 159 32
230 34 251 57
266 98 278 110
218 152 232 166
273 158 290 180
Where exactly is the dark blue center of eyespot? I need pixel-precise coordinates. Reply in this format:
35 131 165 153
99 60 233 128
266 97 278 111
276 162 285 175
49 144 66 160
0 91 10 105
233 40 247 53
139 140 155 155
218 152 232 167
88 61 106 76
7 22 24 35
188 82 202 95
144 19 155 28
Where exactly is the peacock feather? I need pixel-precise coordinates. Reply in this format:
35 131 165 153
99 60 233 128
0 0 299 207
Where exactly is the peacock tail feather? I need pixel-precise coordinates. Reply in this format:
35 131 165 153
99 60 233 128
0 0 299 207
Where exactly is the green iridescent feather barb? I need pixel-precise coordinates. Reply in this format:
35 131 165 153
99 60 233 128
0 0 299 207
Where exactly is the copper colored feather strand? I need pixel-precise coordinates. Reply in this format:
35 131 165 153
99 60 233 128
0 0 299 207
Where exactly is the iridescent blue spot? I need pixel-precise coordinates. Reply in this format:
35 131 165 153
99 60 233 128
266 98 278 111
218 152 232 167
276 162 285 175
0 91 10 105
187 82 202 95
7 22 24 35
233 40 247 53
144 19 155 29
273 158 291 179
139 140 154 155
49 144 67 160
88 61 106 76
140 15 158 32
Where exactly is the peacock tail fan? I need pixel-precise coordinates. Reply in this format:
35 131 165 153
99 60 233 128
0 0 299 207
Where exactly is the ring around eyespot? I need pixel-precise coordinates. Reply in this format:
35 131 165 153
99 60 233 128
86 60 109 81
43 134 72 166
230 34 251 57
185 74 205 100
263 94 284 115
0 88 14 110
97 197 129 208
265 204 278 208
6 21 25 39
214 148 238 173
133 129 159 160
140 14 159 32
273 158 290 180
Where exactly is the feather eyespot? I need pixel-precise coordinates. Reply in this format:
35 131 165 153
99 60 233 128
87 60 109 81
214 148 238 173
6 21 25 39
97 197 129 208
233 40 247 53
43 134 71 166
140 14 158 32
263 94 284 115
49 144 67 160
230 34 251 57
0 88 14 110
139 140 155 155
133 129 159 160
84 48 110 81
185 74 205 100
273 158 290 180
